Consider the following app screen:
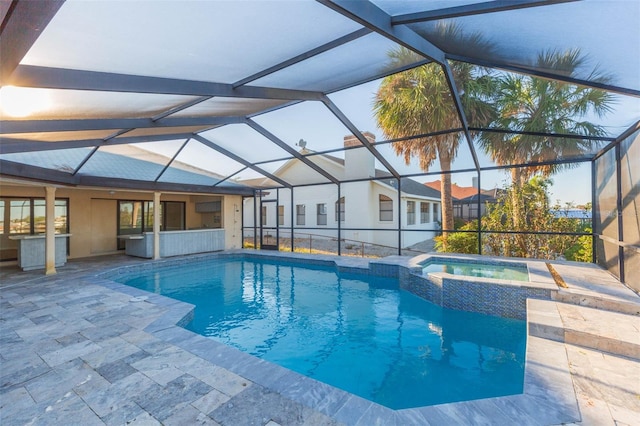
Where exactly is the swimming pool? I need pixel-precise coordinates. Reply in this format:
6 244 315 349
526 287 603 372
116 256 526 410
421 258 529 282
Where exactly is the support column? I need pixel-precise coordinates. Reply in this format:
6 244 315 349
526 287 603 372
153 192 161 260
45 186 56 275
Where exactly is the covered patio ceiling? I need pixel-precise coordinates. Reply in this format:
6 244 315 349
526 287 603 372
1 0 639 194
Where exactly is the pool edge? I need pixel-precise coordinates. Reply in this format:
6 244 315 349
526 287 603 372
93 250 580 424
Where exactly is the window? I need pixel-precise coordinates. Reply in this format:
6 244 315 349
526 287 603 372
379 195 393 221
335 197 345 222
317 203 327 225
296 204 305 225
164 202 185 231
118 200 185 249
54 200 68 233
143 201 158 232
119 201 143 237
469 203 479 220
407 201 415 225
195 200 221 228
148 201 185 231
278 205 284 226
454 204 462 219
4 198 69 235
261 206 267 226
1 197 69 260
9 199 31 234
33 200 46 233
421 202 430 223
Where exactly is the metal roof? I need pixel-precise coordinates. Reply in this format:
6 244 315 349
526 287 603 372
1 0 638 194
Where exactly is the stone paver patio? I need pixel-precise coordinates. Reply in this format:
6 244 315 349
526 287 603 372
1 252 638 425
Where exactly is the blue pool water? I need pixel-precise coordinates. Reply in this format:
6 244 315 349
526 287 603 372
422 259 529 282
117 257 526 409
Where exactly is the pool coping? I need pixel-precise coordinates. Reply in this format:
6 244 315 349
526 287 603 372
95 250 580 424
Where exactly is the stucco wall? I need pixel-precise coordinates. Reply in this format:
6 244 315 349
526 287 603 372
90 198 118 255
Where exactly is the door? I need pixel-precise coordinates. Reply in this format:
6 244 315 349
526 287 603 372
260 199 278 250
117 201 143 249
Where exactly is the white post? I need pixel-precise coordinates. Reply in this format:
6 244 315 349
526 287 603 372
45 186 57 275
153 192 161 260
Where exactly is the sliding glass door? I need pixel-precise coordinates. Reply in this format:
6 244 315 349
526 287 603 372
117 200 185 249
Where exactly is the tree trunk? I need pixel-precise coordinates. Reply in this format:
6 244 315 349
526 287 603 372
510 168 528 256
439 154 454 251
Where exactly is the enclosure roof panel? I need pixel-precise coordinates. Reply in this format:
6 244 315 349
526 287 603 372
1 0 638 193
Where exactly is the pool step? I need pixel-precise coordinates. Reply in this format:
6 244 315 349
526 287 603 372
545 262 640 316
528 299 640 360
552 289 640 316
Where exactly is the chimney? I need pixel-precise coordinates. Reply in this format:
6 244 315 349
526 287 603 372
472 176 479 189
344 132 375 179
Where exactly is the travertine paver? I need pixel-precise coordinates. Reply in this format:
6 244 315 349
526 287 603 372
566 344 640 425
557 303 640 359
192 388 231 414
1 252 639 425
210 384 337 426
552 263 640 316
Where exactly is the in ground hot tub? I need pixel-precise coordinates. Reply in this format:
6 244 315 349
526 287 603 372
421 257 529 282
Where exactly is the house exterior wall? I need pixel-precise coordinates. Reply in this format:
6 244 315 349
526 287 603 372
90 198 118 255
344 134 375 180
0 183 243 262
400 198 439 247
241 133 441 250
243 175 440 251
343 180 375 245
242 182 440 249
374 184 440 248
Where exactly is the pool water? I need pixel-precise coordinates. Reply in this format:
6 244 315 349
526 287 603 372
422 259 529 282
118 257 526 409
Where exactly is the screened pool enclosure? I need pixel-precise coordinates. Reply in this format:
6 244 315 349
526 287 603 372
0 0 638 289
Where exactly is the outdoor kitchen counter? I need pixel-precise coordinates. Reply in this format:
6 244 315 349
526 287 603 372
118 228 225 258
8 233 71 271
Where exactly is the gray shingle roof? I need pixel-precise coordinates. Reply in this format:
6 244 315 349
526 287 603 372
374 170 441 199
1 147 247 188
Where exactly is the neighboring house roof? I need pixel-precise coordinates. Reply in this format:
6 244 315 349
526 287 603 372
424 180 496 200
455 193 497 204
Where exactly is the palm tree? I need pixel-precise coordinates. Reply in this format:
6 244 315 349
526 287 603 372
373 34 495 249
477 48 613 254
